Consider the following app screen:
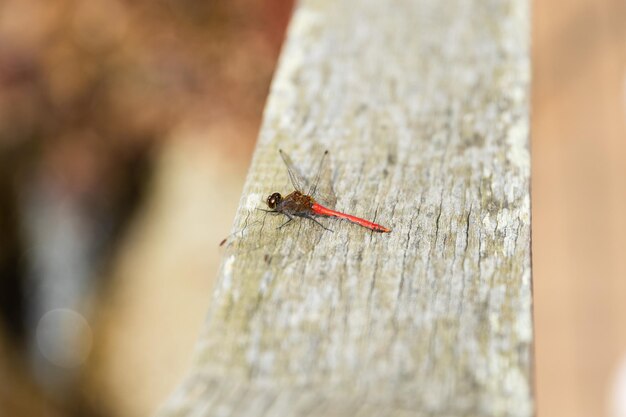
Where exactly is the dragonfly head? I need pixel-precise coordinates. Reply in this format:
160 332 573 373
267 192 282 209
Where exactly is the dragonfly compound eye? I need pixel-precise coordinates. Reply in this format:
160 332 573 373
267 192 282 209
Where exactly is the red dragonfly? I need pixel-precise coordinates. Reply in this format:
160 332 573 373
264 150 391 233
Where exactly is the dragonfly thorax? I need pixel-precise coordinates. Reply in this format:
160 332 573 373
267 190 316 214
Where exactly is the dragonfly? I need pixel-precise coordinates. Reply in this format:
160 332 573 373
264 150 391 233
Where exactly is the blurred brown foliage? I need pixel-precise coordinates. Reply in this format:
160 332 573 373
0 0 291 195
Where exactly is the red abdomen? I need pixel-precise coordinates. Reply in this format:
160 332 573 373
311 203 391 233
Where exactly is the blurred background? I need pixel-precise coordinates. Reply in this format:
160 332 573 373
0 0 623 416
533 1 626 417
0 0 294 415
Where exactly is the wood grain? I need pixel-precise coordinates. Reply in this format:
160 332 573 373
159 0 532 415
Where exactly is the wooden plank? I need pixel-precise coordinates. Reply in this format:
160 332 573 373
159 0 532 415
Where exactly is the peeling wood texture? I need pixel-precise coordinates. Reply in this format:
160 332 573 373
159 0 532 416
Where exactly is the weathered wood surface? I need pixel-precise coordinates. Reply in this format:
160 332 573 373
159 0 532 416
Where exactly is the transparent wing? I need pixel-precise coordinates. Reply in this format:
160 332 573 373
306 150 337 208
279 149 306 192
309 150 328 196
279 149 337 208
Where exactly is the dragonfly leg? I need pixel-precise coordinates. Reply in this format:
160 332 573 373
301 214 333 232
278 213 295 230
256 207 280 215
